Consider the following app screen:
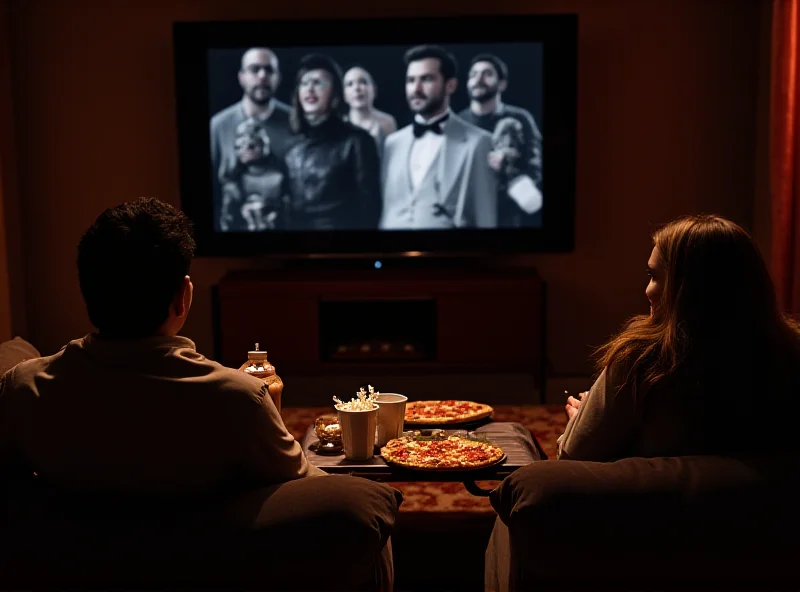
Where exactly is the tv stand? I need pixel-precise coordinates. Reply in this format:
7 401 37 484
214 266 547 405
275 255 490 272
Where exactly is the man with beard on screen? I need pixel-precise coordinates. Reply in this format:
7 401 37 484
209 48 294 232
459 53 543 228
380 45 497 229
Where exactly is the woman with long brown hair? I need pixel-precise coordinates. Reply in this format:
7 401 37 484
558 215 800 461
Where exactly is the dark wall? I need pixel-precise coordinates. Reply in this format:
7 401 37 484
7 0 763 376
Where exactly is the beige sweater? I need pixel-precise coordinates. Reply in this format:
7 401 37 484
557 364 707 461
0 333 325 494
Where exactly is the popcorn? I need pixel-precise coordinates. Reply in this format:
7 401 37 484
333 385 380 411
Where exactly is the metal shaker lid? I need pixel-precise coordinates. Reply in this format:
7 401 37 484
248 342 268 362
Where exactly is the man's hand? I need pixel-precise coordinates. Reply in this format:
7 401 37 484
565 391 588 421
487 150 505 172
488 147 521 172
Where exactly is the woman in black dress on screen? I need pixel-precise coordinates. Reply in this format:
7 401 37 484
283 54 382 231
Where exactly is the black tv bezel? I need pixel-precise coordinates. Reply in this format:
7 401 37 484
173 14 577 258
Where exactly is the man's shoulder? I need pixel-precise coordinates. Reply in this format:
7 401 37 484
2 350 62 398
200 362 270 405
456 107 474 121
387 123 412 138
452 113 493 145
503 103 534 119
162 347 269 404
384 125 411 148
1 339 269 410
210 102 243 132
502 104 540 133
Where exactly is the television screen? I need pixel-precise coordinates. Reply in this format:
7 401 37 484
174 16 577 256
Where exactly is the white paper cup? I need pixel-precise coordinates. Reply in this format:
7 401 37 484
374 393 408 447
337 405 380 460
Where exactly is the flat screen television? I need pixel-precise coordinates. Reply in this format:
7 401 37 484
173 15 577 258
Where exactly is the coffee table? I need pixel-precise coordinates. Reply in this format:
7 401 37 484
302 421 546 496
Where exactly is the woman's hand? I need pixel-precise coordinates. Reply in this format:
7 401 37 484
565 391 588 421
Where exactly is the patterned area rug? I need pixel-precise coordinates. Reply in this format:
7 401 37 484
282 404 567 513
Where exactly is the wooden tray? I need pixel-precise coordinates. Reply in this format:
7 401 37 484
302 421 545 495
403 415 493 431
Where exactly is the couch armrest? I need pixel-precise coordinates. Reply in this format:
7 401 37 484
0 337 40 376
493 456 797 545
216 474 402 553
1 475 402 590
487 456 800 589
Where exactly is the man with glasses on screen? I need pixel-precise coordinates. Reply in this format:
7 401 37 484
210 48 294 232
380 44 497 230
459 53 543 228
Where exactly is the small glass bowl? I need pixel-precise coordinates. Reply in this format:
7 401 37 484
313 414 343 453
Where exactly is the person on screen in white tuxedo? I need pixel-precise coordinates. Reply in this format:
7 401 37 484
380 45 497 230
209 48 295 232
459 53 543 228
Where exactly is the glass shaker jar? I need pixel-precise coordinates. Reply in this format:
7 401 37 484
241 343 283 412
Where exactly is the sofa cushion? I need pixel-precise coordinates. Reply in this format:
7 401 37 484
0 337 40 376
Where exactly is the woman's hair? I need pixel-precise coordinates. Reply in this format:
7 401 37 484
289 53 345 134
594 215 800 398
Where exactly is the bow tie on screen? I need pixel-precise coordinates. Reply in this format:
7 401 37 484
413 115 449 138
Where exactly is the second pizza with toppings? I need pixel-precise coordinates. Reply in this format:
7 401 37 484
381 435 505 470
404 400 494 425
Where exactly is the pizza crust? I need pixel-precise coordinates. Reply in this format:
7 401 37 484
404 400 494 425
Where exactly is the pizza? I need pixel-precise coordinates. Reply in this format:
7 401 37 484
381 435 505 471
404 400 494 425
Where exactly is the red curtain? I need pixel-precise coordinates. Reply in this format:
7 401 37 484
771 0 800 317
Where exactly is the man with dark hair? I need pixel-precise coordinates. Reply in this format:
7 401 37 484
0 197 324 494
459 53 543 228
210 48 295 232
380 44 497 229
77 198 197 338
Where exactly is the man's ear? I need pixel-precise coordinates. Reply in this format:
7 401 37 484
499 79 508 93
446 78 457 96
175 276 193 318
